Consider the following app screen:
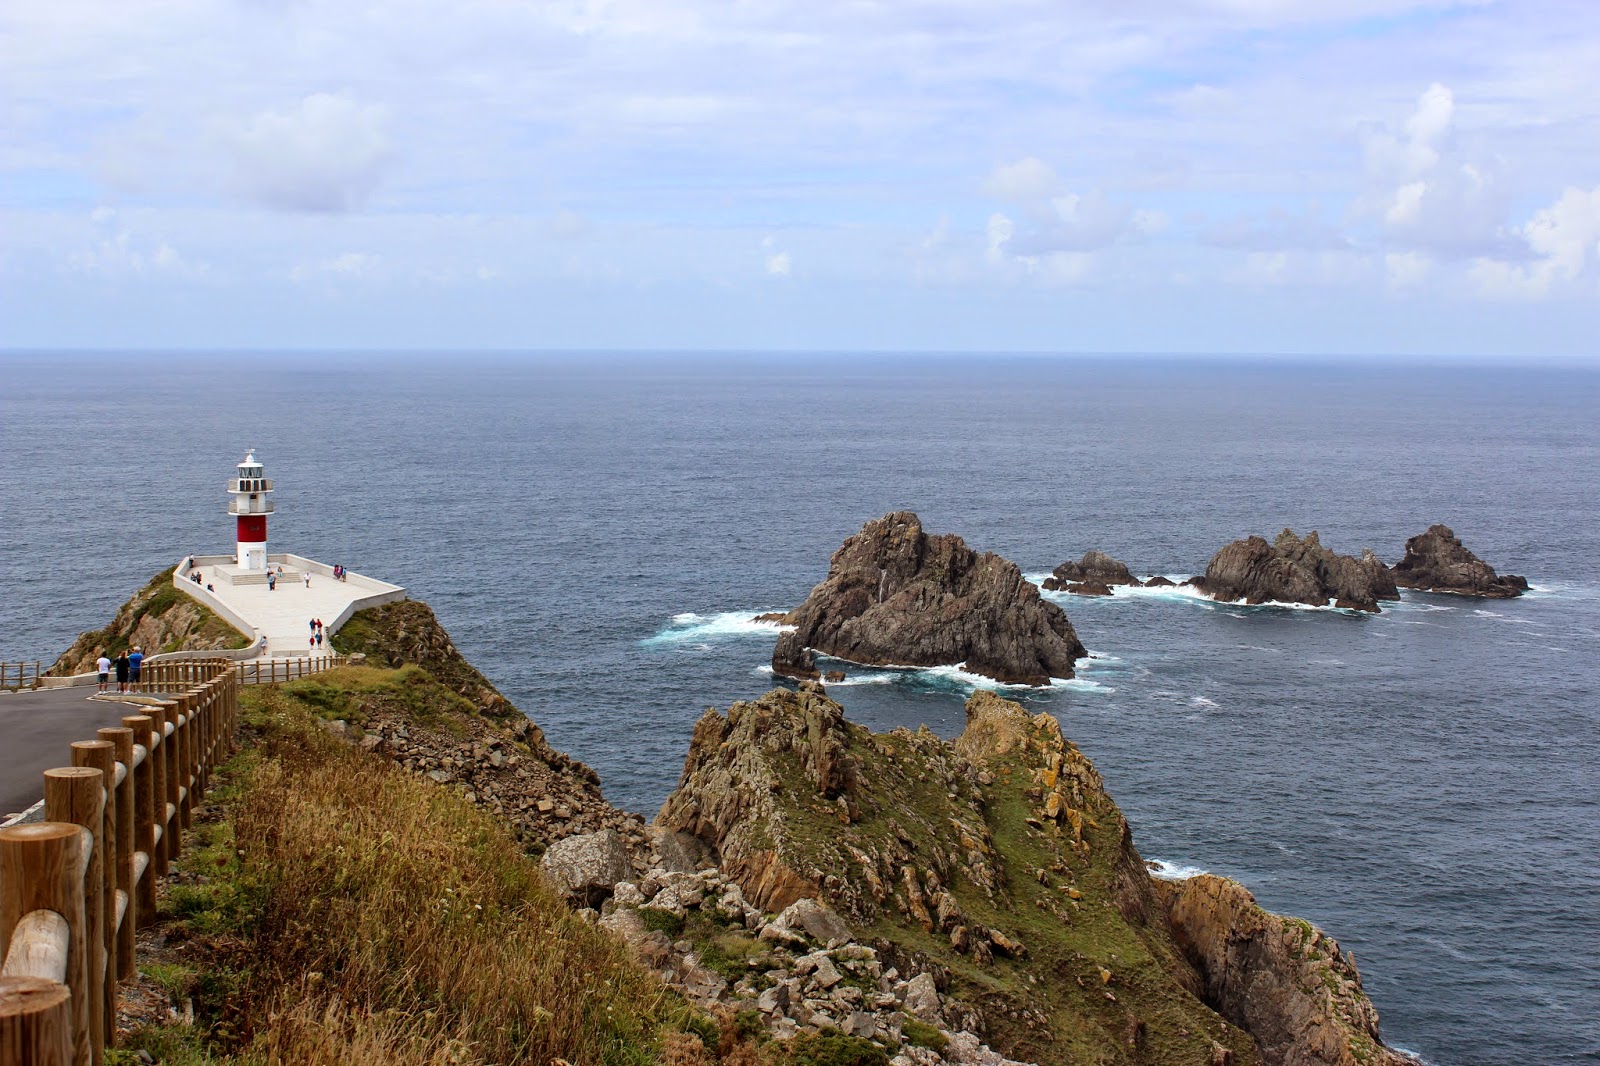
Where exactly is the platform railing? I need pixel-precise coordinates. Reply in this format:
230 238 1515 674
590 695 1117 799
0 663 45 692
0 660 239 1066
235 655 349 685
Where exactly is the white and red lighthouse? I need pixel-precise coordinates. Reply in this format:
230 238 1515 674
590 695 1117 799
228 450 274 570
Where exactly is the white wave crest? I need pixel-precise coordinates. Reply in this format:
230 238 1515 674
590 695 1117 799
643 610 793 646
1148 859 1207 881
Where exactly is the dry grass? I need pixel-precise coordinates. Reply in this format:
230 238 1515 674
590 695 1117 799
232 684 672 1064
116 681 678 1065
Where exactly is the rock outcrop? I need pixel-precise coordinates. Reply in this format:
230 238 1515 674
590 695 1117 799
659 685 1404 1064
51 566 252 675
1391 525 1527 598
1042 550 1138 592
1193 530 1399 613
1161 875 1413 1066
773 512 1086 685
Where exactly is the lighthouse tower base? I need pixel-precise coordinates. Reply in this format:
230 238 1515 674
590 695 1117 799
238 541 267 570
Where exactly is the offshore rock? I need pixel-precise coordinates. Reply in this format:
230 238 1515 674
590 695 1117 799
1192 530 1399 613
1041 550 1137 591
773 512 1085 685
1160 875 1413 1066
1391 525 1528 598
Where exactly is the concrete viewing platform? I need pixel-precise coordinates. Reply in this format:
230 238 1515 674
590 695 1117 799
179 553 405 658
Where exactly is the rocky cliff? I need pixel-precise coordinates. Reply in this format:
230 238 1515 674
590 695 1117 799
658 685 1407 1065
51 566 252 674
773 513 1086 685
324 601 644 845
1161 876 1411 1066
1192 531 1399 613
1391 525 1527 598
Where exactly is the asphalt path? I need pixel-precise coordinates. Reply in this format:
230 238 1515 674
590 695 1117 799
0 688 172 816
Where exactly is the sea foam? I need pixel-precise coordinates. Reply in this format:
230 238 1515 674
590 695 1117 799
643 610 792 646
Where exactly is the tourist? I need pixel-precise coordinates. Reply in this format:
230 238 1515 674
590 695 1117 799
304 572 311 588
315 630 324 648
114 650 130 694
309 618 316 634
129 646 143 688
268 572 276 591
96 651 110 693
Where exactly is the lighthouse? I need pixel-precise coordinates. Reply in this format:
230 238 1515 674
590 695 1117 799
229 449 274 570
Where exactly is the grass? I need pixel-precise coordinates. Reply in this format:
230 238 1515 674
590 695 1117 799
116 676 685 1065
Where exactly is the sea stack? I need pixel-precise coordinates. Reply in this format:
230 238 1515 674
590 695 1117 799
1392 525 1528 598
772 511 1085 685
1041 549 1138 594
1193 529 1399 612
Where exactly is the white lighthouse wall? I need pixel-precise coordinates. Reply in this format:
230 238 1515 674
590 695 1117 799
238 541 267 570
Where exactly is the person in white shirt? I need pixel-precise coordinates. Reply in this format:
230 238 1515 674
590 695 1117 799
95 653 111 693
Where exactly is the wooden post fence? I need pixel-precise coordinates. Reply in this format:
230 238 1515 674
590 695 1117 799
0 659 241 1066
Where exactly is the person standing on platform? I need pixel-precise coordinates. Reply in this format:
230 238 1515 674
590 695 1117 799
129 646 143 688
114 650 130 694
96 652 111 693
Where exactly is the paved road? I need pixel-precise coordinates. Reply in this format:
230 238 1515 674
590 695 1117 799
0 688 172 817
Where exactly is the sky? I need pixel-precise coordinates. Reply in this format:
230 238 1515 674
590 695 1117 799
2 0 1598 356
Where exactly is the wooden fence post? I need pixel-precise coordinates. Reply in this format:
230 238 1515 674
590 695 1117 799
43 767 104 1066
0 823 89 1066
0 976 71 1066
121 715 156 929
96 728 133 991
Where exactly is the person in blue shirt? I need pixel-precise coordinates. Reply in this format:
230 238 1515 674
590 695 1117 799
128 646 144 688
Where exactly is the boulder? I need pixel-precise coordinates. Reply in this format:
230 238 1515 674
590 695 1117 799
772 896 854 945
1062 581 1113 597
1142 575 1176 588
1041 550 1137 590
1192 529 1399 613
773 512 1086 686
1391 524 1528 598
539 829 633 907
901 972 943 1023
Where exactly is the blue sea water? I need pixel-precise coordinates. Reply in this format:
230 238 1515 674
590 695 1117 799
2 351 1597 1065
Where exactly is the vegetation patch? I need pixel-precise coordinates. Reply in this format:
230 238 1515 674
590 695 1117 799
116 676 687 1065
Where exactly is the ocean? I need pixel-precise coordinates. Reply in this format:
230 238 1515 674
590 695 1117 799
2 351 1596 1065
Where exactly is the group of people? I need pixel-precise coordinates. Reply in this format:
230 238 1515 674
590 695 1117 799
333 564 349 581
94 646 144 694
309 617 327 650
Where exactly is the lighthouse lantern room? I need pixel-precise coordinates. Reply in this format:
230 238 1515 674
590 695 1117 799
228 449 275 570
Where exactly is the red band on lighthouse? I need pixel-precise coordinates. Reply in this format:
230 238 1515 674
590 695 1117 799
237 514 267 541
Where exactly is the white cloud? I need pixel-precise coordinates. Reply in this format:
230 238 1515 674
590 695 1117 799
1361 82 1515 258
1385 251 1431 287
985 213 1015 263
226 94 392 213
289 251 383 283
1472 185 1600 298
765 250 791 276
983 157 1062 202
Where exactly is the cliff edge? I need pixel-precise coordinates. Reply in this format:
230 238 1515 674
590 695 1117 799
658 686 1407 1065
51 566 252 674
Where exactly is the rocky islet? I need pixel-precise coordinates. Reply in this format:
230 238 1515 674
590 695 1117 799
772 512 1086 686
1391 524 1528 598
